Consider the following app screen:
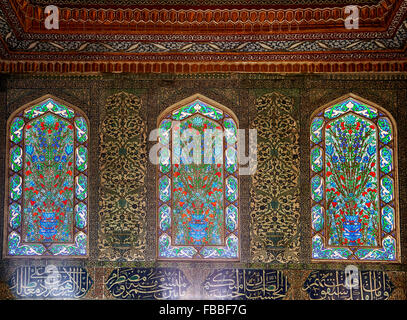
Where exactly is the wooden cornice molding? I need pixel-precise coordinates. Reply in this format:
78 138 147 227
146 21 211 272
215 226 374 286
1 59 407 73
8 0 402 34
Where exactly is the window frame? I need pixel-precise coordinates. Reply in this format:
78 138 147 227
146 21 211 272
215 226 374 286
310 93 400 263
3 94 90 259
156 93 240 261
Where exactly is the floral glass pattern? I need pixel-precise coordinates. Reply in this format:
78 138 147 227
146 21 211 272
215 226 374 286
4 97 89 257
310 96 399 262
157 98 239 260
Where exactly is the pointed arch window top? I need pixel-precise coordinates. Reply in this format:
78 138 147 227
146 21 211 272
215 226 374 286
171 99 224 121
310 94 400 262
23 98 75 120
323 98 378 120
4 96 89 258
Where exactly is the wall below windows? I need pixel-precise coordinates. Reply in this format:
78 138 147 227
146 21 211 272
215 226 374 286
0 73 406 300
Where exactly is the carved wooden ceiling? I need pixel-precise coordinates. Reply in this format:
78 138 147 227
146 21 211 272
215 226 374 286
27 0 382 6
0 0 406 73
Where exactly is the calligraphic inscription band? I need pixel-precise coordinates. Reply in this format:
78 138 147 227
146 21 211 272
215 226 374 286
303 270 394 300
9 265 93 299
106 268 191 299
202 269 289 300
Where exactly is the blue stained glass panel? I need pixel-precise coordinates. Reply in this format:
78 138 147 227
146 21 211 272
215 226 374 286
9 203 21 229
380 176 394 204
225 147 237 174
10 175 22 201
380 147 393 174
159 176 171 202
225 204 238 232
225 176 238 202
310 118 324 144
10 146 23 172
311 147 323 172
381 206 394 233
10 117 24 144
312 205 324 232
311 175 323 203
75 117 88 143
378 118 392 145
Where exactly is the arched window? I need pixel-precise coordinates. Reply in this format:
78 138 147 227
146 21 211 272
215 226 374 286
157 94 239 260
310 94 400 262
4 95 89 257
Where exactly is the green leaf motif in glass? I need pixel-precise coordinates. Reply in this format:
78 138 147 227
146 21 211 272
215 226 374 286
10 117 24 144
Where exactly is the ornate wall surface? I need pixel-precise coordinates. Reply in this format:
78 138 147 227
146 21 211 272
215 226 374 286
0 72 406 300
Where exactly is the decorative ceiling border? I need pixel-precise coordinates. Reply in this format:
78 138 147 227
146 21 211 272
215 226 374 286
0 5 406 59
28 0 381 8
1 16 406 55
0 0 407 71
4 0 405 37
0 0 405 44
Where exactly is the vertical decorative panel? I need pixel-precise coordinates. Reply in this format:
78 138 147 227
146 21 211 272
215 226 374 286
310 95 399 262
98 92 147 261
250 92 300 263
4 97 89 257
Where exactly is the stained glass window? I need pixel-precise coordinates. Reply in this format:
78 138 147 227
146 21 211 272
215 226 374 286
4 96 89 257
157 95 239 260
310 94 400 262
